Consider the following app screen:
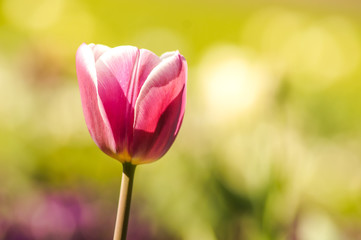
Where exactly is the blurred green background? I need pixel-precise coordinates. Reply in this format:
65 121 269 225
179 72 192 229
1 0 361 239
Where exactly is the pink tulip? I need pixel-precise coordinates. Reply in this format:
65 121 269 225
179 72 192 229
76 43 187 165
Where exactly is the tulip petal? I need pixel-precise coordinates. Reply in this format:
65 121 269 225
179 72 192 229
76 43 116 154
132 52 187 162
95 46 139 155
132 87 186 163
131 49 161 105
89 43 111 62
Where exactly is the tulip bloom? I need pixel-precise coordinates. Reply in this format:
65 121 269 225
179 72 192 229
76 43 187 165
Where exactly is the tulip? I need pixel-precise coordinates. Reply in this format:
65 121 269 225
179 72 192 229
76 43 187 240
76 43 187 165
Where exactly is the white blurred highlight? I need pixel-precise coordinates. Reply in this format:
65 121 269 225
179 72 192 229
198 45 274 125
298 211 341 240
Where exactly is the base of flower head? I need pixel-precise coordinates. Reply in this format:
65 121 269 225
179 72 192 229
129 157 158 165
111 149 132 163
110 150 159 165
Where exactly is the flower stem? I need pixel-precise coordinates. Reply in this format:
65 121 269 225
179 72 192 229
113 163 136 240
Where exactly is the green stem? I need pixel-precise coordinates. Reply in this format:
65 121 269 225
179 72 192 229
113 163 136 240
